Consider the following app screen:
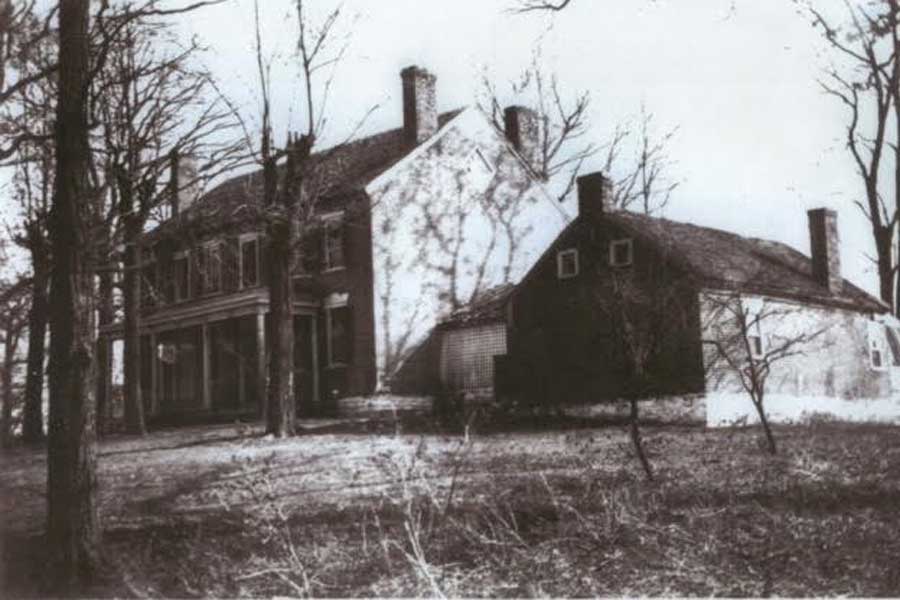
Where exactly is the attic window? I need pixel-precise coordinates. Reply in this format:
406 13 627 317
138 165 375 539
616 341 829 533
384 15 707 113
557 248 579 279
609 238 633 267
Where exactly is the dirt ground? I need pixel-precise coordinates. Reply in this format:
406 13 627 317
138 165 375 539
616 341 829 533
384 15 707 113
2 417 900 597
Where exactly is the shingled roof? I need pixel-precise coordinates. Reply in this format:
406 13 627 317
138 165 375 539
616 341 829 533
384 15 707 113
439 284 515 329
167 109 465 227
605 211 885 313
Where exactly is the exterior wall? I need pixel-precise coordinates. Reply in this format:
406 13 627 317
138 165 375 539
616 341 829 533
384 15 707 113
699 290 900 425
507 215 706 406
299 199 378 404
123 192 377 419
389 328 442 395
368 108 570 386
440 322 506 398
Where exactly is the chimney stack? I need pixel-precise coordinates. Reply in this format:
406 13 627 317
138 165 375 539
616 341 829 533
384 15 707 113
807 208 842 294
401 66 438 145
169 151 199 218
504 105 543 177
576 171 614 218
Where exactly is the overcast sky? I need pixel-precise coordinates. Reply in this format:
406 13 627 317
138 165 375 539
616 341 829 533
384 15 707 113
3 0 891 298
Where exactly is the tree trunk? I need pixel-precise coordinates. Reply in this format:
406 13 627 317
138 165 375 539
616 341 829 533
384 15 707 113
122 218 146 436
265 221 295 437
22 255 49 444
95 269 113 437
46 0 101 587
1 332 14 448
752 397 777 455
874 225 894 311
628 397 654 481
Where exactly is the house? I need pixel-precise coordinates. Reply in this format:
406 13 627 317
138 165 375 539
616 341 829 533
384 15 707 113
97 65 569 423
505 170 900 425
390 283 514 401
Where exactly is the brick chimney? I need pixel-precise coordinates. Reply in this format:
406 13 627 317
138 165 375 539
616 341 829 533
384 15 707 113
401 65 437 145
504 105 543 177
807 208 842 294
169 151 199 217
576 171 614 218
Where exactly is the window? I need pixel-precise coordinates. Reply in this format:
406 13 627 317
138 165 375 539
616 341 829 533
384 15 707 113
326 305 350 366
141 261 158 307
240 236 259 288
323 219 345 271
871 338 883 369
556 248 579 279
609 238 633 267
748 333 764 358
198 242 222 295
173 252 189 301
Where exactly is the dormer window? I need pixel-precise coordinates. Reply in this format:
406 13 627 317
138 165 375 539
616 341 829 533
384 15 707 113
609 238 633 267
557 248 579 279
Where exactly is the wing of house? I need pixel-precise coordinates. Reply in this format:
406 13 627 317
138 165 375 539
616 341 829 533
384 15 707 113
507 171 900 425
98 66 568 425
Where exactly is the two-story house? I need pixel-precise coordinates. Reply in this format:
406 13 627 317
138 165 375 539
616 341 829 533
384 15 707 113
99 65 569 423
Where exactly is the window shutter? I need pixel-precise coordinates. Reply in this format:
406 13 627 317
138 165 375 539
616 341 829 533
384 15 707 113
259 236 270 286
224 236 239 291
346 303 355 363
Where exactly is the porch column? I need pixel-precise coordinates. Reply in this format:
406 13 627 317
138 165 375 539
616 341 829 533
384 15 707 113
149 331 158 416
257 311 266 419
310 315 320 407
202 322 211 410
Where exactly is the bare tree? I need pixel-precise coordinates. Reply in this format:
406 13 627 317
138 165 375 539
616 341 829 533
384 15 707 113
92 12 244 436
702 291 830 454
0 276 29 447
511 0 573 13
3 17 54 444
237 0 355 436
479 47 597 203
802 1 899 312
608 104 680 215
45 0 101 585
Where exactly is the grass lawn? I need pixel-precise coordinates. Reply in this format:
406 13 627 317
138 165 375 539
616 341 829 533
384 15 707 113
2 418 899 597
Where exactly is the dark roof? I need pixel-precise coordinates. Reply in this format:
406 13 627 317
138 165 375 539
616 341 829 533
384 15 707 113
440 284 515 328
162 109 465 229
604 211 885 313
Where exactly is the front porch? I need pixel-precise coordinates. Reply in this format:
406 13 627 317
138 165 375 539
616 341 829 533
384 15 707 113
99 290 323 425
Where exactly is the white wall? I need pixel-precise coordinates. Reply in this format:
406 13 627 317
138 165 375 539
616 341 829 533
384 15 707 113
368 108 569 383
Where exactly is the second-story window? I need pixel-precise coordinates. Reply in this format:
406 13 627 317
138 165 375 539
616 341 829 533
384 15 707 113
173 252 189 302
240 235 259 288
198 242 222 295
557 248 579 279
609 238 633 267
323 219 345 271
141 260 158 307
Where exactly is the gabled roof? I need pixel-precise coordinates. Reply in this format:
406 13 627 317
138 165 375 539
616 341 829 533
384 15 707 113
163 109 465 227
439 284 515 329
604 211 886 313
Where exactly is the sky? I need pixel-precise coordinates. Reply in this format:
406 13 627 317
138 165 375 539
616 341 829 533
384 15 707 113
3 0 893 298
